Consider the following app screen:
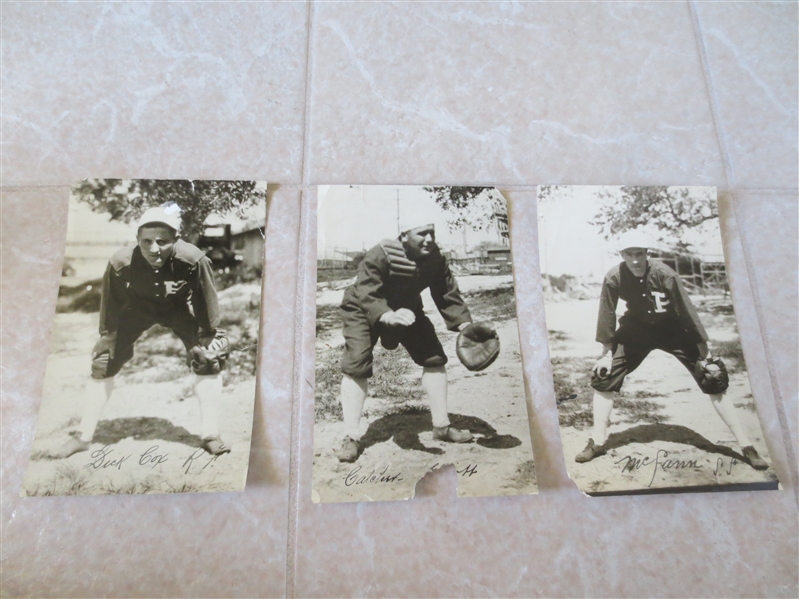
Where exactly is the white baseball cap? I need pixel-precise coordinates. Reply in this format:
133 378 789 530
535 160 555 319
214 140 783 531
137 205 181 233
616 229 654 252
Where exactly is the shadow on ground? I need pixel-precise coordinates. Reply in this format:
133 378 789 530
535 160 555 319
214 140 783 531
93 417 205 449
358 409 521 458
602 423 744 461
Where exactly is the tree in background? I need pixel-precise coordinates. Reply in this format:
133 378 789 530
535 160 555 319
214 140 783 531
539 185 717 248
72 179 266 238
423 186 508 236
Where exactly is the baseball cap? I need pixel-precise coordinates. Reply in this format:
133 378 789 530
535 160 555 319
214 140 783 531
137 205 181 233
616 229 654 252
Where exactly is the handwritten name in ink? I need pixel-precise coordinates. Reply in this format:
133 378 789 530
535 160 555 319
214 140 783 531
344 465 403 487
182 448 221 474
429 463 478 477
85 445 168 472
614 450 700 487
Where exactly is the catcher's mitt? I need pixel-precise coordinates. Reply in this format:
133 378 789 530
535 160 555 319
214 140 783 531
695 356 729 394
456 322 500 372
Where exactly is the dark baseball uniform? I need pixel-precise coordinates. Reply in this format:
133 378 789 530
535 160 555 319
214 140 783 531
591 259 711 393
92 240 221 379
340 238 471 378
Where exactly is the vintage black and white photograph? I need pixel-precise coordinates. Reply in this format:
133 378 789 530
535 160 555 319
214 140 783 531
538 185 779 495
313 185 537 503
22 179 267 496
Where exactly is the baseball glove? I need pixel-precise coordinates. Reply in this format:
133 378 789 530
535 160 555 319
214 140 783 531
189 330 230 375
456 322 500 372
695 356 729 394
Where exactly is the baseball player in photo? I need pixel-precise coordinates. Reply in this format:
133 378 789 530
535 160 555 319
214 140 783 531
336 223 498 463
576 229 768 470
51 206 232 459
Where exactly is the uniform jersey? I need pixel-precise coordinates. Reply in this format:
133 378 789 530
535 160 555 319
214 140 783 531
339 238 471 379
99 240 221 337
341 238 471 331
596 259 708 346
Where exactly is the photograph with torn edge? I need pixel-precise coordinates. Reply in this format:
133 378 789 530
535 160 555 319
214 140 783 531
538 185 779 496
22 179 267 496
313 185 537 503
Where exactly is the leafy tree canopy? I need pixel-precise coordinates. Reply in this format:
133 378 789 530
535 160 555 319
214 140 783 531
423 186 507 233
72 179 266 238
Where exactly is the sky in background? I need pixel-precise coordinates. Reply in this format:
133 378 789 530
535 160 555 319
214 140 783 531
537 186 724 280
317 185 507 258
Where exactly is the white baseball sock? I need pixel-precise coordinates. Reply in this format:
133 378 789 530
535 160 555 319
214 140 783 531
422 365 450 429
591 390 615 445
340 374 367 441
194 373 224 439
78 378 115 443
709 392 753 448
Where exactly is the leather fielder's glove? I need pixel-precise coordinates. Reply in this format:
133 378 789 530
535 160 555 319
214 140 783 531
695 356 729 394
189 330 230 375
456 322 500 372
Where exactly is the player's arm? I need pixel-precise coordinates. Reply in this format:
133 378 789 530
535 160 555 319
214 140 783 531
355 249 395 327
94 262 126 359
593 275 619 377
192 256 226 350
429 259 472 331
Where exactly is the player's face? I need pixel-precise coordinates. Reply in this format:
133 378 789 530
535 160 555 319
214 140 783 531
402 224 436 260
621 247 648 277
137 225 178 268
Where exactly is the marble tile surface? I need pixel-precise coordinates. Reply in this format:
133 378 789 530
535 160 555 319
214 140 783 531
1 188 299 598
308 2 727 186
694 2 799 188
2 2 798 597
1 3 309 185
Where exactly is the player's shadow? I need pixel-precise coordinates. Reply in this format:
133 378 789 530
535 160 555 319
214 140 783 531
603 423 744 461
93 417 205 449
359 409 522 456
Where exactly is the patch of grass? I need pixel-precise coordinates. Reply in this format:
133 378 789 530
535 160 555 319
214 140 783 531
316 304 341 336
315 348 344 422
462 285 517 322
614 393 669 425
712 339 745 375
548 330 569 341
317 268 358 283
512 460 537 490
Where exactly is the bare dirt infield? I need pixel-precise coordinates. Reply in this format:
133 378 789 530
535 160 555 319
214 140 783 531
547 296 779 495
21 285 260 497
313 275 537 503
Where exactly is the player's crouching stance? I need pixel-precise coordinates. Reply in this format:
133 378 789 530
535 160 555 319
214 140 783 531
576 230 768 471
50 207 232 459
336 224 494 463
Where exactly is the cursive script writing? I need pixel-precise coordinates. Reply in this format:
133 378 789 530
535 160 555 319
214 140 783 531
615 449 700 487
138 445 169 469
344 465 404 486
182 448 220 474
85 446 130 471
429 463 479 477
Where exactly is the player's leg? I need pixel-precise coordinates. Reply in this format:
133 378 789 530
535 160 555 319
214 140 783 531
337 305 378 462
670 343 768 470
577 341 647 462
403 314 472 443
171 311 232 456
49 316 148 459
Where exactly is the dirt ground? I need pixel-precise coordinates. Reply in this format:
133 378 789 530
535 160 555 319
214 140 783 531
546 295 779 495
313 275 537 503
21 285 260 497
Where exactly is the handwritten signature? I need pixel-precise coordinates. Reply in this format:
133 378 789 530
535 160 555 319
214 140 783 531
85 445 168 471
344 465 404 486
615 449 738 487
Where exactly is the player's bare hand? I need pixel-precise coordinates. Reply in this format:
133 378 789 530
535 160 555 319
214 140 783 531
91 334 117 360
380 309 416 327
592 354 612 379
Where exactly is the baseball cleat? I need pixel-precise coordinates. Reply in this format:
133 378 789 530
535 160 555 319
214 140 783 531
575 438 606 463
202 436 231 456
432 426 473 443
337 437 360 463
742 446 768 470
48 431 91 459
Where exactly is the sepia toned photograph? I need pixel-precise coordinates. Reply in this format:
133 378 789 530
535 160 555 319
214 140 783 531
313 185 537 503
538 185 779 496
22 179 267 496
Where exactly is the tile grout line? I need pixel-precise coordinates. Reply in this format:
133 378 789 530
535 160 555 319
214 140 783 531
286 1 316 598
692 0 799 502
